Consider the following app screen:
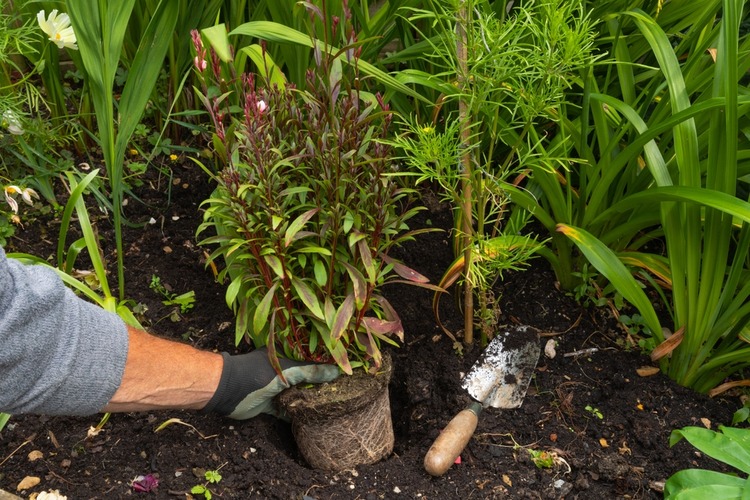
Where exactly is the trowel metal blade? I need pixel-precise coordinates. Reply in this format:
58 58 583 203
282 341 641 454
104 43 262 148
461 325 540 409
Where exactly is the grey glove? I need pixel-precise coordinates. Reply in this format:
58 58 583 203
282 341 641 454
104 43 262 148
201 349 339 419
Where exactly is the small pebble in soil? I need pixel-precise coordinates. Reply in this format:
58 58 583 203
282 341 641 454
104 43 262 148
544 339 557 359
393 486 401 493
553 479 574 496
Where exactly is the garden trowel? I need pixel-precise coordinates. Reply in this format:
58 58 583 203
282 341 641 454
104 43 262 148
424 325 540 476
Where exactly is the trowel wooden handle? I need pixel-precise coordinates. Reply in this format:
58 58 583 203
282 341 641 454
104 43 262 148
424 402 483 476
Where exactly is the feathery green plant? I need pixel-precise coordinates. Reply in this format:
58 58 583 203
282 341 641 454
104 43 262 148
391 0 596 345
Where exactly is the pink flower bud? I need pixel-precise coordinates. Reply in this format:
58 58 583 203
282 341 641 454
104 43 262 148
194 55 207 72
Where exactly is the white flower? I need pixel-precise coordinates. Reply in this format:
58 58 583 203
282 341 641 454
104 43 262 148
2 110 24 135
4 185 39 214
37 10 78 50
256 100 268 113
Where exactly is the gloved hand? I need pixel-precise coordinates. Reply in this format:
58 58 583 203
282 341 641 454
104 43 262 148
201 349 339 420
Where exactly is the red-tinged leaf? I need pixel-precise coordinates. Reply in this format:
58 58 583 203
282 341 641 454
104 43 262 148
355 331 381 368
389 280 445 292
356 239 376 282
291 276 324 320
331 293 355 341
253 283 278 336
263 255 284 279
381 254 430 283
341 262 367 309
375 295 397 320
285 208 319 247
329 340 352 375
361 316 403 341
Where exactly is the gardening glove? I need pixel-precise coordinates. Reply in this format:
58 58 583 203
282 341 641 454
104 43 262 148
201 349 340 420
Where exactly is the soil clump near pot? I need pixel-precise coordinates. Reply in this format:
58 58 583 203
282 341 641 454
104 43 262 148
278 354 394 471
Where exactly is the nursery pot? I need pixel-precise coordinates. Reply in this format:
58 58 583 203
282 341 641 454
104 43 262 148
277 353 394 471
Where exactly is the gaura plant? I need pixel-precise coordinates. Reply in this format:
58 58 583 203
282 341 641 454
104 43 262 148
194 7 434 377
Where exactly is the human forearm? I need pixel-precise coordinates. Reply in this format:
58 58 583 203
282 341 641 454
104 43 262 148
102 326 223 412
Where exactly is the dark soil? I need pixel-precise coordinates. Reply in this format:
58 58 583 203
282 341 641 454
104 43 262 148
0 163 739 499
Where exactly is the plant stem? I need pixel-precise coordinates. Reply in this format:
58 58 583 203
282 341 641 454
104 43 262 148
457 1 474 346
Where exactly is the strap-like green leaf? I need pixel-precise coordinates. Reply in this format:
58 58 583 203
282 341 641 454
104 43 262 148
557 224 662 339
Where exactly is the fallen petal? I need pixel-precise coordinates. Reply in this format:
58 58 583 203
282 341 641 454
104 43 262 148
131 474 159 492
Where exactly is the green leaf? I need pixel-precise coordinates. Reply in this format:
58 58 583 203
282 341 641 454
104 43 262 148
664 469 748 499
115 1 179 165
557 224 663 339
229 21 429 103
323 297 336 329
291 277 324 320
263 255 285 279
326 337 352 375
343 210 355 234
225 278 243 308
239 44 286 88
314 259 327 287
202 24 232 62
285 208 319 247
253 283 279 336
670 426 750 475
341 262 367 309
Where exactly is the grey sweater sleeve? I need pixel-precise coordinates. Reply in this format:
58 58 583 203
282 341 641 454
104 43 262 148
0 246 129 416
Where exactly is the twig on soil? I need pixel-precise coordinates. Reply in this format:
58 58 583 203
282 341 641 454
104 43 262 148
563 347 599 358
0 438 31 467
153 418 218 440
538 311 583 337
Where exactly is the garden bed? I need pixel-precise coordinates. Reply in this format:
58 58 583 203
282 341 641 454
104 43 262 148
0 163 736 498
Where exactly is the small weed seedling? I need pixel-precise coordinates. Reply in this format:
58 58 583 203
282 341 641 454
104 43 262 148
585 405 603 419
528 448 555 469
149 274 195 315
191 468 223 500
